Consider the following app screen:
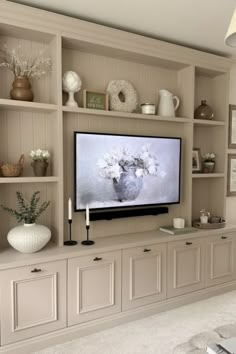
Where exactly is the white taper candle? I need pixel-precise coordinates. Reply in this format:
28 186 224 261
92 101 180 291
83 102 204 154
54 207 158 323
86 204 90 226
68 198 72 220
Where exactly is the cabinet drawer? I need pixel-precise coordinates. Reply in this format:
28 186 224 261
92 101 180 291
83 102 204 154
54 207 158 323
68 250 121 325
167 238 205 298
122 243 167 311
0 259 67 345
205 233 236 287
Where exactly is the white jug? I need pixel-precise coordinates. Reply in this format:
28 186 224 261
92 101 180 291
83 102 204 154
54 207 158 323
158 89 180 117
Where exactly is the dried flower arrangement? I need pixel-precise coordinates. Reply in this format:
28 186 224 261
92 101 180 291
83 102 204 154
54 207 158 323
0 43 52 79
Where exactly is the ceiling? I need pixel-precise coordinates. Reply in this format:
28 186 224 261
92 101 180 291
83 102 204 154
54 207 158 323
8 0 236 58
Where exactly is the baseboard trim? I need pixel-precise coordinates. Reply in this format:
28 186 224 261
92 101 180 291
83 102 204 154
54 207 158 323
2 281 236 354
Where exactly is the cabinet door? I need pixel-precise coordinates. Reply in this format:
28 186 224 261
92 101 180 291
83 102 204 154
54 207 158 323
122 243 167 311
205 233 235 287
0 260 67 345
167 238 205 298
68 250 121 325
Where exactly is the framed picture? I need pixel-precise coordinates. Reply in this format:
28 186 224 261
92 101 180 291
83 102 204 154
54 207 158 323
83 89 109 110
227 154 236 196
192 148 202 173
229 104 236 148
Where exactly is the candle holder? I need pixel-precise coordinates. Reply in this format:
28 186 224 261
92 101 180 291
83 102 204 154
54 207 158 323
81 225 95 245
64 219 77 246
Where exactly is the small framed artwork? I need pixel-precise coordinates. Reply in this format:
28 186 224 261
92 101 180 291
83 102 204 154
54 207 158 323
229 104 236 148
192 148 202 173
83 89 109 110
227 154 236 196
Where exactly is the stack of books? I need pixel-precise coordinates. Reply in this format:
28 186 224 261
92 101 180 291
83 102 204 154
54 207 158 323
207 337 236 353
159 225 198 235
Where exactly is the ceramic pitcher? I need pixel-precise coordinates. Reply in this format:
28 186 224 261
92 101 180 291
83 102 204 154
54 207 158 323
158 89 180 117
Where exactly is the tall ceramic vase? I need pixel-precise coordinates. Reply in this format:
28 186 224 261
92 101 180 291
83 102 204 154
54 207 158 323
10 76 34 101
7 223 51 253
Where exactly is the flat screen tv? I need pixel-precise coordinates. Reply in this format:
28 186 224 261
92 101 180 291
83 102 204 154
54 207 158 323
74 132 181 212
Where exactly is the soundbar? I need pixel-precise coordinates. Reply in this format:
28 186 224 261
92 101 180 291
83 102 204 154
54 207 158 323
90 206 168 221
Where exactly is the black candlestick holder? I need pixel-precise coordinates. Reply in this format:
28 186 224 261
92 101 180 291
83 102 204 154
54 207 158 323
64 219 77 246
81 225 95 245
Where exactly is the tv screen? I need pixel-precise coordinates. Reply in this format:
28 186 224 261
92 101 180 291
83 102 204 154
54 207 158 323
74 132 181 211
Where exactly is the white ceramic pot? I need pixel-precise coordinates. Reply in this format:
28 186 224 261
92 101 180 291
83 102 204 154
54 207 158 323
7 223 51 253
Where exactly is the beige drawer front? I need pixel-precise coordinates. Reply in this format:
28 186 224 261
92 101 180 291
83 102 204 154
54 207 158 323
68 250 121 325
122 243 167 311
167 238 205 298
0 259 67 345
205 233 236 287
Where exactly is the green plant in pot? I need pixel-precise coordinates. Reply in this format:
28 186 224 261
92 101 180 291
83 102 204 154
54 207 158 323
202 152 216 173
30 149 50 177
0 191 51 253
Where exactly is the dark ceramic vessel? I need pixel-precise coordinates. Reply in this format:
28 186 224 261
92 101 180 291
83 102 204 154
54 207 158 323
194 100 214 120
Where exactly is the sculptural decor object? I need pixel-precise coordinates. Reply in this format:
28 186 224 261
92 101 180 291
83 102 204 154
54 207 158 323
194 100 214 120
106 80 138 113
62 70 82 107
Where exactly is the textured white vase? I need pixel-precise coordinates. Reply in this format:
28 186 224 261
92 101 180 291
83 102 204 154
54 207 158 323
7 223 51 253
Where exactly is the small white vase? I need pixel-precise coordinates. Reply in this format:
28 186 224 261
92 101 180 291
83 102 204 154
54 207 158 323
7 223 51 253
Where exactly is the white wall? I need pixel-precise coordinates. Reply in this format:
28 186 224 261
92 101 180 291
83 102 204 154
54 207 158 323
226 63 236 224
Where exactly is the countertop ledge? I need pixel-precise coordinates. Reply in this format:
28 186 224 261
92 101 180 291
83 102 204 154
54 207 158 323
0 224 236 270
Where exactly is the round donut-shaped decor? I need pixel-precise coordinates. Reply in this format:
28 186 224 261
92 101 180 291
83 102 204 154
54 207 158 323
106 80 138 113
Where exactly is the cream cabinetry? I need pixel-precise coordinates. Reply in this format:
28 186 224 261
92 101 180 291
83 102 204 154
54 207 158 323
68 250 121 325
0 259 67 345
205 233 236 287
167 237 205 298
122 243 167 311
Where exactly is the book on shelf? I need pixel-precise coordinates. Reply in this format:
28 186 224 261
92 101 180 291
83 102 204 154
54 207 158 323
159 225 198 235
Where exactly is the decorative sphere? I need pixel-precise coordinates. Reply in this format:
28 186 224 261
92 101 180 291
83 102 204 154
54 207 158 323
62 71 82 93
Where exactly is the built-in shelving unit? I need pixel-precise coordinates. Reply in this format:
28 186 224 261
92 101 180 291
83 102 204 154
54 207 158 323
0 1 231 249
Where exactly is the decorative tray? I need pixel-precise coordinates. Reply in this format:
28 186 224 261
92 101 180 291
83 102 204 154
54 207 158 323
193 220 226 229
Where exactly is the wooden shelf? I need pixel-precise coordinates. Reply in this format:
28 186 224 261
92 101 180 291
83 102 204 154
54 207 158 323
0 177 59 184
192 173 225 179
193 119 225 126
0 99 58 113
62 106 192 123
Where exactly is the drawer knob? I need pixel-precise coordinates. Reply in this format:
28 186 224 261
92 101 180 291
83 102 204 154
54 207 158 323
31 268 42 273
93 257 102 261
185 242 192 245
221 236 227 239
144 248 151 252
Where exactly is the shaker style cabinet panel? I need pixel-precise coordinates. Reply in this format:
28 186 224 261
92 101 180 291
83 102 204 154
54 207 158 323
122 243 167 311
205 233 236 287
0 260 67 345
68 250 121 326
167 237 205 298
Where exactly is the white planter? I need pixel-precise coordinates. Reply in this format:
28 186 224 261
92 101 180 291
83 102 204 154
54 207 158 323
7 223 51 253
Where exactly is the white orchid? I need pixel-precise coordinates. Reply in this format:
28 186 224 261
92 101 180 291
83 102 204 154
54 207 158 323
203 152 216 162
30 149 50 162
97 145 159 182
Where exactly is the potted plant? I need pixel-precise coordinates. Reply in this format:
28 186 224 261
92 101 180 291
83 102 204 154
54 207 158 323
30 149 50 176
0 191 51 253
0 44 51 101
96 145 159 201
202 152 216 173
